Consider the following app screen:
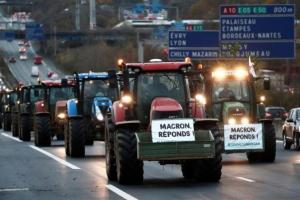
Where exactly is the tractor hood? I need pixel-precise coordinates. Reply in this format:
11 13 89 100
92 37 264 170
223 102 248 124
92 97 113 121
150 97 184 120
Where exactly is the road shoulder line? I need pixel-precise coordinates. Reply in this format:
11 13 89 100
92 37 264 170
29 145 80 170
236 176 255 183
1 133 22 142
106 184 138 200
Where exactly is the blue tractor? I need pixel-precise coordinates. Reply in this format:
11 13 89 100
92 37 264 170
65 71 119 157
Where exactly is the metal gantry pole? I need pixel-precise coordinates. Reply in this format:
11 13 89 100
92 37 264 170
89 0 96 30
75 0 80 31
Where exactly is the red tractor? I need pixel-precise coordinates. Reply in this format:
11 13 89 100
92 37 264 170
104 60 222 184
34 79 75 146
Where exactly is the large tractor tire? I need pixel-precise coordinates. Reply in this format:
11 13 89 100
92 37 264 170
11 114 19 137
85 122 94 146
34 115 51 146
19 115 31 141
181 161 195 179
69 118 85 157
3 112 11 131
64 122 70 156
115 129 143 185
105 121 117 181
283 131 292 150
181 124 222 182
247 123 276 163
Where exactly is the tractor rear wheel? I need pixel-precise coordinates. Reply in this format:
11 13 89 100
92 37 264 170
247 123 276 163
19 115 31 141
3 112 11 131
181 161 195 179
34 115 51 146
85 122 94 145
116 129 143 184
182 124 222 182
11 114 18 137
69 118 85 157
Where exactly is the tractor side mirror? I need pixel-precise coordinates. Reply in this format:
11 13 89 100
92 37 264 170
263 78 270 90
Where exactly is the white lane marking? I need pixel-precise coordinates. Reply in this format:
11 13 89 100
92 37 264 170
0 188 29 192
29 145 80 170
106 184 138 200
1 133 22 142
236 176 255 183
276 140 283 143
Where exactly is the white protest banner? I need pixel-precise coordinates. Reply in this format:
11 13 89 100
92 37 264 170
151 119 195 143
224 124 263 151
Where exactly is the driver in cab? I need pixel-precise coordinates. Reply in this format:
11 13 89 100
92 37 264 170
218 83 235 100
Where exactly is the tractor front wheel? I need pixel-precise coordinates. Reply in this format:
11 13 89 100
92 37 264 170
19 115 31 141
115 130 143 185
69 118 85 157
34 115 51 146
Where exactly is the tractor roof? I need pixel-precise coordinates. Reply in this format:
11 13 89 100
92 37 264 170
77 72 114 80
41 79 74 87
126 62 192 72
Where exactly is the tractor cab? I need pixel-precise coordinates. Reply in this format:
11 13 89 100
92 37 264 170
71 71 119 118
116 61 205 128
207 67 255 125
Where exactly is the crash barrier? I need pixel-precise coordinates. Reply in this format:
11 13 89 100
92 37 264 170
273 118 284 140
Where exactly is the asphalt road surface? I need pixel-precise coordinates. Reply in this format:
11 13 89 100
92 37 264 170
0 130 300 200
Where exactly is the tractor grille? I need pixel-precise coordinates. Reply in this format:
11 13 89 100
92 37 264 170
152 110 184 120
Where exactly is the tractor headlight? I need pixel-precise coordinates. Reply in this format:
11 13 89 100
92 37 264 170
241 117 249 124
121 95 132 104
96 112 104 121
57 113 66 119
195 94 206 105
228 118 236 124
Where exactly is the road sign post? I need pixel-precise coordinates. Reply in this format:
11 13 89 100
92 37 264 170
220 4 295 59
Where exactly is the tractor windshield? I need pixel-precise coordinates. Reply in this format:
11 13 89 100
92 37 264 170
83 79 118 101
50 87 75 105
30 87 44 103
211 80 251 120
136 72 185 123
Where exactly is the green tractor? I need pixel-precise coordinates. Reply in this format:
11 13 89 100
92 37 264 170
202 65 275 163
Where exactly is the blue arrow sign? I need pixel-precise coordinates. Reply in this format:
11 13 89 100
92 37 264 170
168 31 219 60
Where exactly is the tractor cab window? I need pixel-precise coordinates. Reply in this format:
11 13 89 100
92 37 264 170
10 92 18 104
136 73 185 123
212 80 250 102
22 88 30 103
30 88 44 103
84 79 118 101
50 87 75 105
211 80 250 120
